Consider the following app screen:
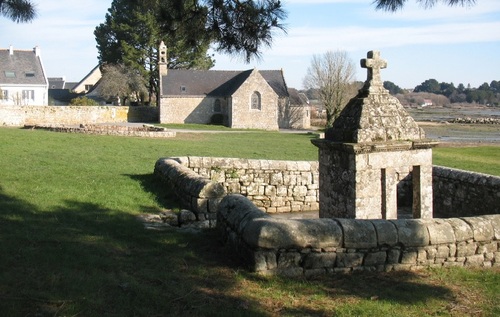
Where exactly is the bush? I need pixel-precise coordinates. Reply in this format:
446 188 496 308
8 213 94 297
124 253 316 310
69 96 99 106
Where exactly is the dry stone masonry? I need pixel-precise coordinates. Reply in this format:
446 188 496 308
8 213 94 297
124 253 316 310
26 124 176 138
154 156 319 220
153 156 499 275
433 166 500 217
217 194 500 276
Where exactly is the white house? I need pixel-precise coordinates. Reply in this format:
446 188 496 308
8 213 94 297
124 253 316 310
0 45 48 106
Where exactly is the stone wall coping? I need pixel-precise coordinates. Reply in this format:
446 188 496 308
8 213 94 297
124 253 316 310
181 156 318 171
155 158 225 198
434 165 500 187
218 194 500 251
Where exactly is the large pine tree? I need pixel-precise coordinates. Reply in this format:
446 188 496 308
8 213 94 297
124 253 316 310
374 0 476 11
94 0 286 104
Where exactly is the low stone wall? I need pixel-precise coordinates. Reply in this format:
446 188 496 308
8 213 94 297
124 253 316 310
26 124 176 138
0 105 158 126
161 156 319 213
153 156 500 275
433 166 500 217
153 157 499 220
217 194 500 276
154 158 226 226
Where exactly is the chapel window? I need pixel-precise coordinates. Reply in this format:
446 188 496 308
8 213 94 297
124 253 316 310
251 91 261 110
214 99 222 113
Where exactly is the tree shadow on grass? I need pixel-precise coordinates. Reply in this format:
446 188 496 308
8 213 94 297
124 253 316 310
0 187 263 317
0 184 473 317
240 270 456 316
125 173 181 212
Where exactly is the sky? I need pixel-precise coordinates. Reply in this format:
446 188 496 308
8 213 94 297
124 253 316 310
2 0 499 90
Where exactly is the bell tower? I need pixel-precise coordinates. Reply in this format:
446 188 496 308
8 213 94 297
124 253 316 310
158 41 168 78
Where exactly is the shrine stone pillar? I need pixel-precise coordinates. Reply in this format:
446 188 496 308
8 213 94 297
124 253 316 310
312 51 438 219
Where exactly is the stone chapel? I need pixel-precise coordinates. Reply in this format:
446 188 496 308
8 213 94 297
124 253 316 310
157 41 310 130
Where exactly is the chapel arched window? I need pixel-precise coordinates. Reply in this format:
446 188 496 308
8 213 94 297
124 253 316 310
251 91 261 110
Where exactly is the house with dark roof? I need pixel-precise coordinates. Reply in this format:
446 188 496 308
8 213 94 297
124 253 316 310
284 88 310 129
157 41 307 130
0 46 48 106
72 65 101 94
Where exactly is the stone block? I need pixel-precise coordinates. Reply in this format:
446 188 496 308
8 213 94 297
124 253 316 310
426 219 455 245
456 241 478 257
387 249 401 264
391 219 430 247
303 253 336 269
436 245 450 258
336 253 364 268
465 255 484 267
243 218 343 250
364 251 387 266
480 215 500 240
477 242 498 254
179 209 197 224
425 246 437 260
461 217 495 242
401 251 417 264
372 220 398 246
270 172 283 185
337 219 377 249
253 250 277 272
277 251 302 269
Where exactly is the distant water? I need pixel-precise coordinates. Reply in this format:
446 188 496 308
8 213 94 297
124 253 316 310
409 107 500 122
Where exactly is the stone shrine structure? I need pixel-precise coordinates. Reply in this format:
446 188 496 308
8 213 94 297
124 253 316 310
312 51 438 220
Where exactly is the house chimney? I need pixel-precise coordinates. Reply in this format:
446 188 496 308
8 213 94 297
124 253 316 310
9 45 13 55
33 46 41 56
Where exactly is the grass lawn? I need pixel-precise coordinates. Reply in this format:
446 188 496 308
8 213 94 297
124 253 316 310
0 127 498 316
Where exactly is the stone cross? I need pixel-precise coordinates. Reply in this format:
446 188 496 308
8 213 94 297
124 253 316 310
361 50 387 90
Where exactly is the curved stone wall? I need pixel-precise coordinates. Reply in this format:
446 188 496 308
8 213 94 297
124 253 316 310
433 166 500 217
161 156 319 213
217 194 500 276
154 157 226 225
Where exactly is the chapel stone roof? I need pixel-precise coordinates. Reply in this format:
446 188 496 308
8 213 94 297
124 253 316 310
161 69 288 98
0 47 47 86
288 88 309 106
325 51 425 143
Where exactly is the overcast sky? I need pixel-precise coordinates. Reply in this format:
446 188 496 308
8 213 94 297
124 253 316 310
2 0 499 89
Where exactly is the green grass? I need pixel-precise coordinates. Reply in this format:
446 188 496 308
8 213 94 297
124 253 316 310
434 146 500 175
0 127 499 316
